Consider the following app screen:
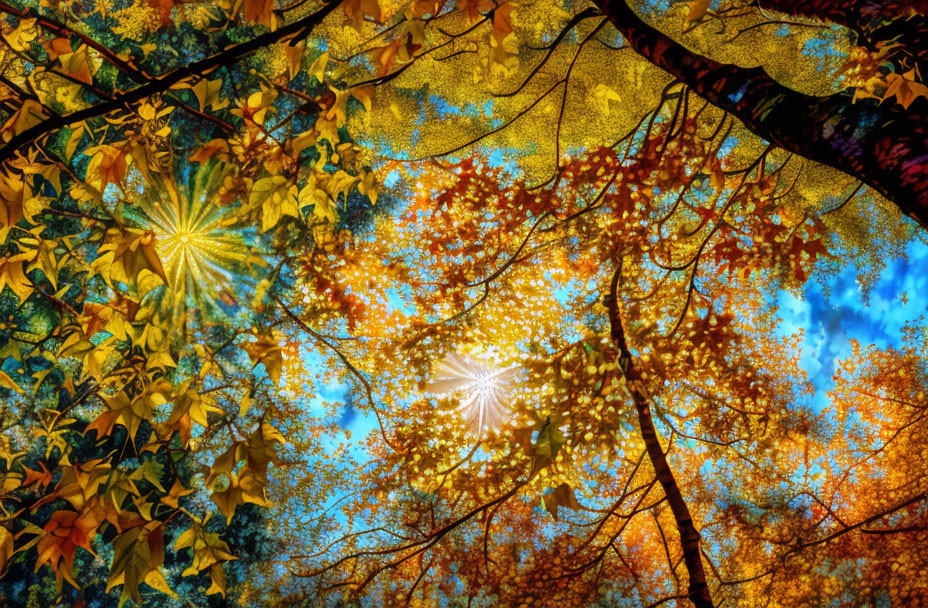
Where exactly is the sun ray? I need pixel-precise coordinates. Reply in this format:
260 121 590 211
134 165 262 330
426 352 518 432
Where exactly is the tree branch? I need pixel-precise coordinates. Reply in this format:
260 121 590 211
0 0 340 163
594 0 928 228
604 265 714 608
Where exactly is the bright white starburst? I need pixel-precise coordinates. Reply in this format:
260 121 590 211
426 352 517 432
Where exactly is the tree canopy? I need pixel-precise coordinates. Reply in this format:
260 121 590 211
0 0 926 607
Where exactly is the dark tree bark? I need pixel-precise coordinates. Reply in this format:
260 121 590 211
758 0 927 30
760 0 928 77
605 271 714 608
594 0 928 228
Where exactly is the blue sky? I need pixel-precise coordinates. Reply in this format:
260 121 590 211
777 237 928 413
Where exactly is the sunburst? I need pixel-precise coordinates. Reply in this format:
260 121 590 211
426 352 518 432
137 165 258 327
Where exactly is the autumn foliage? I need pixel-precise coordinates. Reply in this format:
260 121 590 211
0 0 925 607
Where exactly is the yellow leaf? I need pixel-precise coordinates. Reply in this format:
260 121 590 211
0 369 23 394
1 100 48 142
686 0 711 21
883 70 928 110
191 78 226 111
0 249 37 301
3 18 38 52
211 475 242 524
243 0 275 27
250 176 299 232
58 45 97 85
283 42 304 81
84 145 130 191
593 84 622 115
106 522 169 605
343 0 382 27
0 527 13 573
351 85 374 112
0 172 28 243
357 169 378 205
206 563 227 596
138 103 157 121
93 227 168 286
299 178 338 224
308 51 329 83
242 333 284 385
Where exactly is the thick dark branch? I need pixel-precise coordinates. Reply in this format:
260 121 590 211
594 0 928 228
757 0 926 32
604 268 714 608
0 0 340 163
758 0 928 76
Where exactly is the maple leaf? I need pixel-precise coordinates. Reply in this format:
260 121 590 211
165 381 223 445
243 422 285 483
21 462 54 489
175 523 236 597
35 509 102 590
211 467 270 524
55 460 111 511
883 70 928 109
84 145 130 191
159 477 194 509
543 483 582 520
93 227 168 286
241 332 284 385
106 522 176 605
250 175 299 232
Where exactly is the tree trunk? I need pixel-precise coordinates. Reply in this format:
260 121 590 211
594 0 928 228
605 278 714 608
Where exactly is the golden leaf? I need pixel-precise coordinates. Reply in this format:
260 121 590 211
3 17 38 52
686 0 711 21
58 45 97 85
0 527 13 574
883 70 928 109
250 175 299 232
243 0 275 27
1 100 48 142
84 145 130 191
241 332 284 384
93 227 168 286
308 51 329 83
0 249 37 301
